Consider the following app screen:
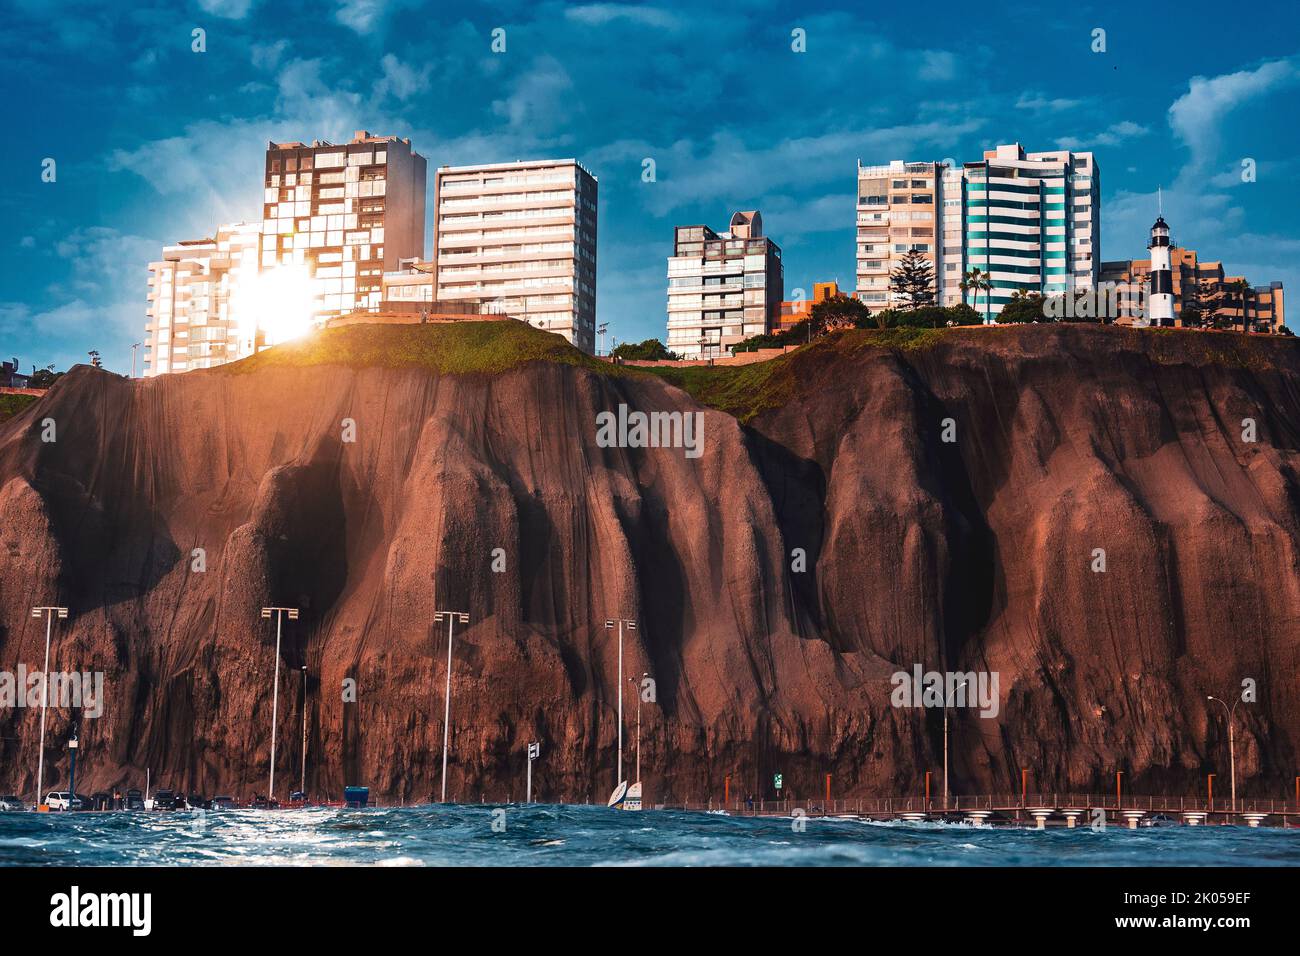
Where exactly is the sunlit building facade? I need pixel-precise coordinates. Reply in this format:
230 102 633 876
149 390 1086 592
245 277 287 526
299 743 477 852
666 210 784 359
856 145 1100 322
431 159 598 353
262 130 427 321
143 221 262 377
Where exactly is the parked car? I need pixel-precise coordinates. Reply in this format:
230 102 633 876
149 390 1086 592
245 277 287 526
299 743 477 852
183 793 210 810
44 791 83 811
210 795 237 810
0 794 26 812
151 789 177 810
124 789 145 811
89 792 112 811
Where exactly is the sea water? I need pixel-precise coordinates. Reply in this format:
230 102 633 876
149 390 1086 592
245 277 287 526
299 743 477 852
1 804 1298 867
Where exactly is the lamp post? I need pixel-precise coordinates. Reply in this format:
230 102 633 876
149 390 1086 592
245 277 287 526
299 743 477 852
30 606 69 807
627 671 647 782
526 742 539 803
433 610 469 803
603 619 637 785
260 606 299 804
942 678 969 809
68 725 78 809
1208 695 1242 812
299 665 308 799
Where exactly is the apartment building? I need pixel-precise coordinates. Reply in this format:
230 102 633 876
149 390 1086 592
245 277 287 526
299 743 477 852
961 144 1099 321
1100 244 1286 331
856 161 942 308
666 210 784 359
262 130 427 320
857 145 1100 322
431 159 598 353
143 221 262 376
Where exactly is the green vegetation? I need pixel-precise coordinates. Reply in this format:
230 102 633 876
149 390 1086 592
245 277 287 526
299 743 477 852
207 315 1293 426
0 392 40 423
224 320 620 377
889 249 936 309
610 338 681 361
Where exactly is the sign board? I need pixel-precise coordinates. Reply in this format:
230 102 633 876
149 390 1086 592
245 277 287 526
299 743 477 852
528 743 540 760
774 773 783 791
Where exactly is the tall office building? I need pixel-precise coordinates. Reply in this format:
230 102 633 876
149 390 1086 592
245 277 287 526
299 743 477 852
262 131 427 320
143 221 262 376
856 144 1100 322
431 159 598 353
666 210 784 359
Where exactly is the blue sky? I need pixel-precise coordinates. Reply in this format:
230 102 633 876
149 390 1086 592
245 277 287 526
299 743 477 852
2 0 1298 373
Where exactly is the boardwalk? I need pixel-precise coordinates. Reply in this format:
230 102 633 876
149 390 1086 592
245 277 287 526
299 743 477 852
657 793 1300 827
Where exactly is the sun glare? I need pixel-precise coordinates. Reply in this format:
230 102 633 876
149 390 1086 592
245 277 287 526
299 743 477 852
235 265 317 348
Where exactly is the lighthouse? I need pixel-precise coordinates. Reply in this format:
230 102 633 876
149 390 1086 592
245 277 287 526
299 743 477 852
1146 214 1175 327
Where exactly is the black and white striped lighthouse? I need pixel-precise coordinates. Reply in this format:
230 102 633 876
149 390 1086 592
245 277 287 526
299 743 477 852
1147 214 1175 326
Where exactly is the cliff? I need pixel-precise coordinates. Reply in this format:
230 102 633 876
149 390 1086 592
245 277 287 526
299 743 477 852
1 321 1298 803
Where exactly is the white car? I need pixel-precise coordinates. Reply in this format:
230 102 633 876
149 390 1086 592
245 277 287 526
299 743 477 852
0 795 26 812
44 791 83 811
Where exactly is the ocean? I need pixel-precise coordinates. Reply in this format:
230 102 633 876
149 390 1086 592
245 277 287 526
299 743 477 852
3 804 1299 866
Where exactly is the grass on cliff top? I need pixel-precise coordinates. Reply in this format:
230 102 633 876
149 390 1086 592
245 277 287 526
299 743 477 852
223 320 620 377
0 392 40 424
216 319 1295 423
648 327 954 422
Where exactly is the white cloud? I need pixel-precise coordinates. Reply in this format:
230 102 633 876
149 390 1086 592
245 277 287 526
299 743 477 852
1168 58 1298 168
198 0 255 18
564 4 683 28
374 54 430 102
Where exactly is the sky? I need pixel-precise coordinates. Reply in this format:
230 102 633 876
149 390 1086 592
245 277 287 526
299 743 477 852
1 0 1298 374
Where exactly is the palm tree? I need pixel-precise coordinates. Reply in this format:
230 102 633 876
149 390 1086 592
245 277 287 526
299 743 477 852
1227 279 1252 334
960 267 994 323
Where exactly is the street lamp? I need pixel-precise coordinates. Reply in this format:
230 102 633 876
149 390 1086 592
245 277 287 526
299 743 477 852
299 665 308 799
603 619 636 785
30 605 68 807
260 606 299 804
433 610 469 803
1208 695 1243 812
942 678 969 809
627 671 648 783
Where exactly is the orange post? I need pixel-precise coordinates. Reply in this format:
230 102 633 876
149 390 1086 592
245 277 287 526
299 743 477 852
825 773 831 803
924 771 931 804
1116 771 1123 809
724 774 730 805
1021 768 1028 805
1208 774 1215 806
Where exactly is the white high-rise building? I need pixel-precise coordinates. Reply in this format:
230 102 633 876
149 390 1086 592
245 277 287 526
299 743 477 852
143 221 262 376
856 144 1101 322
666 211 784 359
431 159 598 353
961 143 1099 321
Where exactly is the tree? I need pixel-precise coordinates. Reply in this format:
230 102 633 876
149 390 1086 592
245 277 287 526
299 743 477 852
611 338 680 361
959 267 993 323
28 364 61 389
810 293 872 335
999 289 1045 324
889 249 936 310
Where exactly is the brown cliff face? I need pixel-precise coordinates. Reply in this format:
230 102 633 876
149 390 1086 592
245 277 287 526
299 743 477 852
1 323 1298 804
